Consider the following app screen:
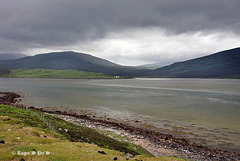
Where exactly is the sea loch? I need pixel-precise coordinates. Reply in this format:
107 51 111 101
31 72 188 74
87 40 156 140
0 78 239 152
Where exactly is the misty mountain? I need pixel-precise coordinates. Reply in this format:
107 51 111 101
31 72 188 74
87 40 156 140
147 47 240 78
0 51 146 76
136 62 167 69
139 62 173 68
0 53 27 61
0 48 239 78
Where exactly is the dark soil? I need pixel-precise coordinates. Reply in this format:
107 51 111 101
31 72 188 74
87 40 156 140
0 92 20 105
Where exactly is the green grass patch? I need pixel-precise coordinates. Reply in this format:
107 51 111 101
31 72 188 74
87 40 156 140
0 105 151 156
42 113 152 156
0 105 187 160
0 105 47 128
2 69 119 79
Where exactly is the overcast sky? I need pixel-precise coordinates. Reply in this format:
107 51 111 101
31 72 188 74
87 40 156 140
1 0 240 66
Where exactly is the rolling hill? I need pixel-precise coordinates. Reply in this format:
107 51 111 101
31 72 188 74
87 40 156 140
0 51 146 76
147 47 240 78
0 48 239 78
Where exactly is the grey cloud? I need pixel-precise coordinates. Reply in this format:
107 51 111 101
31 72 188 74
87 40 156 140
0 0 240 53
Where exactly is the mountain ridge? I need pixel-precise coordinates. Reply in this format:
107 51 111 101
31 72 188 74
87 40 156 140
147 47 240 78
0 48 239 78
0 51 146 76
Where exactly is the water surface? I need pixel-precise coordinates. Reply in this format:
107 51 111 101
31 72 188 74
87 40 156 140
0 78 239 152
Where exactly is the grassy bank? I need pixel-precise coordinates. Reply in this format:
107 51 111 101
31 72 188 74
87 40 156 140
0 69 122 79
0 105 185 161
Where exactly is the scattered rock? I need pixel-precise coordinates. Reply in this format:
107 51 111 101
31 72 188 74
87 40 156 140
98 151 107 155
3 93 237 161
0 92 20 104
125 153 134 159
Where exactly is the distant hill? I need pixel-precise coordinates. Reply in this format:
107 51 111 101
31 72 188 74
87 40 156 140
1 48 239 78
147 47 240 78
0 69 119 79
0 53 27 61
0 51 145 76
136 62 164 69
138 62 173 68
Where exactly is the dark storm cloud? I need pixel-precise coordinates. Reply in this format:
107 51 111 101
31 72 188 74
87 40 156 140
0 0 240 53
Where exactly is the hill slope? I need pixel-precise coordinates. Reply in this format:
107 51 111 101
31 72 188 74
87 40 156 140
148 47 240 78
1 69 119 79
0 51 144 76
0 105 155 161
1 48 239 78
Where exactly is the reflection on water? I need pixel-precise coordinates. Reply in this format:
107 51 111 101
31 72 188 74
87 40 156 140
0 78 240 152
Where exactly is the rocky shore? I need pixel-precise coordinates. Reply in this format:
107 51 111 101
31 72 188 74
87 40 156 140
0 92 21 105
1 91 240 160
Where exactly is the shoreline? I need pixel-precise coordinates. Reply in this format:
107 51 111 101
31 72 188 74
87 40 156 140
1 91 240 160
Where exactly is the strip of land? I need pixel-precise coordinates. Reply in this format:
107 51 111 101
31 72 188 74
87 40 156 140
0 69 126 79
1 92 239 160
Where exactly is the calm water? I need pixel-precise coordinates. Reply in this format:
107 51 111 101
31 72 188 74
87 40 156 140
0 78 240 152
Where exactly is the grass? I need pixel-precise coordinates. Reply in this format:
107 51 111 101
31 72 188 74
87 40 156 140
1 69 120 79
0 105 186 160
0 115 128 161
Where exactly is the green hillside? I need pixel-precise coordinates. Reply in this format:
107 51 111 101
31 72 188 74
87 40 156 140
0 48 239 78
0 51 146 76
147 47 240 78
0 69 120 79
0 105 184 161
